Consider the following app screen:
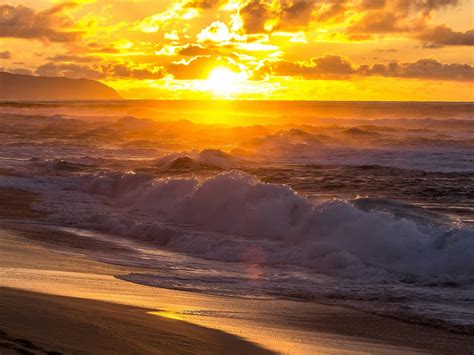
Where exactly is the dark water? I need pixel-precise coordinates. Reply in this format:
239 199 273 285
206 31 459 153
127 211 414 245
250 165 474 225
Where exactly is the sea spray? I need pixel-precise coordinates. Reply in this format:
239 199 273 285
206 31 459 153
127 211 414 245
83 171 474 283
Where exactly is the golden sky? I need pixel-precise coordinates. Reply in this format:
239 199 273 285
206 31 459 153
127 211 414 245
1 0 473 100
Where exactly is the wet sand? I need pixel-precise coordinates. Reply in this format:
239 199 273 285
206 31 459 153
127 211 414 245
0 187 47 220
0 187 474 354
0 287 271 355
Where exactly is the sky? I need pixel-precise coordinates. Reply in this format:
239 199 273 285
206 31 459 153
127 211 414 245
1 0 473 100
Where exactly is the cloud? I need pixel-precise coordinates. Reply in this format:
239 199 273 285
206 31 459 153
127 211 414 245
314 0 347 22
197 21 237 42
371 0 461 15
87 42 120 54
0 3 82 42
0 51 11 59
48 54 100 63
35 62 105 80
136 0 465 51
111 64 165 80
194 21 281 55
235 0 318 34
257 55 473 81
239 0 273 34
278 0 317 30
359 0 386 10
361 58 474 81
406 0 460 14
167 55 241 79
232 0 461 36
3 67 33 75
348 12 403 34
347 0 462 40
255 55 355 79
178 44 219 56
373 48 398 53
138 1 200 33
34 53 473 82
182 0 319 34
35 61 165 81
185 0 228 9
417 25 474 47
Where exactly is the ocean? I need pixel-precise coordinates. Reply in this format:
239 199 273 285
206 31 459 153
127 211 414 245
0 100 473 333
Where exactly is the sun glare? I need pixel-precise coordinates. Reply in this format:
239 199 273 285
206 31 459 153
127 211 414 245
206 67 241 95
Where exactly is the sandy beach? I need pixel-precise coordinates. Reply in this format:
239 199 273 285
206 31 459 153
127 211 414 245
0 286 272 355
0 187 473 354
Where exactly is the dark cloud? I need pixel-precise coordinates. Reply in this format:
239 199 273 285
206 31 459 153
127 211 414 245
0 51 11 59
111 64 165 80
278 1 316 30
178 44 219 56
358 58 474 81
359 0 386 9
348 12 404 34
258 55 355 79
353 0 459 14
239 0 272 34
3 67 33 75
237 0 318 33
257 55 473 81
347 0 462 41
0 3 82 42
87 42 120 53
35 62 105 80
417 25 474 47
312 55 355 75
373 48 398 53
35 61 165 81
403 0 460 14
391 59 473 80
167 55 241 79
314 0 347 22
48 54 101 63
185 0 227 9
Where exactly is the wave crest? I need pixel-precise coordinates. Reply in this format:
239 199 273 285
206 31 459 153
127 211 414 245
83 171 474 282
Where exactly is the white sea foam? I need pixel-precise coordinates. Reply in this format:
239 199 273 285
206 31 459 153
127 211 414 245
82 171 474 283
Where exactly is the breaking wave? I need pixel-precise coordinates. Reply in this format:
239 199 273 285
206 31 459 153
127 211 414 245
83 171 474 284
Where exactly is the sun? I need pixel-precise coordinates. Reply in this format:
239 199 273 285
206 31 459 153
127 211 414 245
206 67 240 95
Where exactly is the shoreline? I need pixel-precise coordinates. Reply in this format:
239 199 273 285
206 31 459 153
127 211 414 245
1 227 474 354
0 287 271 355
0 186 473 353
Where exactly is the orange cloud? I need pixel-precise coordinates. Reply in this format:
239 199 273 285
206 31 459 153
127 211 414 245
0 3 82 42
185 0 229 9
257 55 474 81
48 54 100 63
0 51 11 59
178 44 219 56
35 62 105 79
417 25 474 47
34 60 165 81
167 55 242 79
256 55 355 79
361 59 474 81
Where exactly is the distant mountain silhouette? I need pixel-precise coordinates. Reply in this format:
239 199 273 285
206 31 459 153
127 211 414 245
0 72 122 100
